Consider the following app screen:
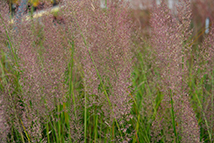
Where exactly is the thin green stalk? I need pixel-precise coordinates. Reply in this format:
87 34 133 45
52 114 59 143
84 80 87 143
94 113 98 143
132 113 140 143
46 123 50 143
170 92 178 143
57 104 62 143
99 116 103 143
20 117 31 142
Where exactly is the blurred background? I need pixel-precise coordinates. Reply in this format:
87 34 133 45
2 0 214 45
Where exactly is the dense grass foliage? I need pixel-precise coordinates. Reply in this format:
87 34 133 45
0 0 214 142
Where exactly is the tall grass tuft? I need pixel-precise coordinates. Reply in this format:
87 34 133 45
150 0 201 142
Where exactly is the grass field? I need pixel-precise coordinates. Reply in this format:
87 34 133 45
0 0 214 142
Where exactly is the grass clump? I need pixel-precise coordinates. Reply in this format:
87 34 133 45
0 0 214 142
